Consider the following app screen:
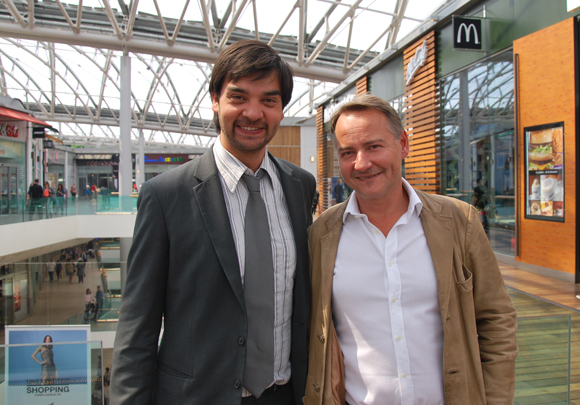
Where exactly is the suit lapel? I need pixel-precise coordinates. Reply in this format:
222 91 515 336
418 191 453 320
192 149 245 310
272 156 307 241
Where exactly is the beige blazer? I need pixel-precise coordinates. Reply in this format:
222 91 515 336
304 189 518 405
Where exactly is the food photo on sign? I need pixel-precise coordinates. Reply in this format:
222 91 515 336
525 123 565 221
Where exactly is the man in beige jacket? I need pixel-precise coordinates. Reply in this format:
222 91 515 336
304 94 518 405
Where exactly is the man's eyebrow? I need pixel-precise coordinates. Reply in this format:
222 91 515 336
225 85 281 97
225 85 248 94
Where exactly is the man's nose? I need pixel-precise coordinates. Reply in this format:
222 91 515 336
242 100 264 121
354 151 372 171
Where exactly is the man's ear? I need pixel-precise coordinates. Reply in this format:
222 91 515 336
400 130 410 160
211 93 219 114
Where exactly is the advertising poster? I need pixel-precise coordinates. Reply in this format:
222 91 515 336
5 325 91 405
525 122 564 221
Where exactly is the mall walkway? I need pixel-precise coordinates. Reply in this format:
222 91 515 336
10 253 114 374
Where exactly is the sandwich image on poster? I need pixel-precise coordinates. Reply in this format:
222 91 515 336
5 325 91 405
527 129 553 171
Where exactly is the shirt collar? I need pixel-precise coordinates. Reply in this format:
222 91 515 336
213 136 274 193
342 178 423 224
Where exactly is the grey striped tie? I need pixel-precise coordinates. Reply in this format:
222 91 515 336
242 171 274 397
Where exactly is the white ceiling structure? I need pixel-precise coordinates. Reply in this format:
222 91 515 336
0 0 451 147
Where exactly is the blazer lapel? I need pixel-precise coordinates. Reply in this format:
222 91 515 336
192 149 245 310
417 191 453 320
319 204 347 306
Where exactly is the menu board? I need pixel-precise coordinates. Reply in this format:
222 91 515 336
525 122 564 221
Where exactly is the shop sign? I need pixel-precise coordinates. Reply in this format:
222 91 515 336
453 16 482 50
144 154 190 165
525 122 565 221
406 39 428 85
0 123 19 139
323 93 356 123
32 127 45 139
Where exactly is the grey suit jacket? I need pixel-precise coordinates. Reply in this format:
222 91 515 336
111 148 316 404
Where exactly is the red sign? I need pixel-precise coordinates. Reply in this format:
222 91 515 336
0 123 19 138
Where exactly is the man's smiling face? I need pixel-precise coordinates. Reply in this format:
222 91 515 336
335 108 409 204
212 72 284 167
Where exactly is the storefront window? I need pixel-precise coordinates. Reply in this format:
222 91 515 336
440 50 515 255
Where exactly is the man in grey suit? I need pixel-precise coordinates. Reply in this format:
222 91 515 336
111 40 317 404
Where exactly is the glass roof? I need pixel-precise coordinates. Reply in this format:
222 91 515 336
0 0 451 147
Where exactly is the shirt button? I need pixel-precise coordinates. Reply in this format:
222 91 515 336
318 334 325 343
388 262 392 267
396 336 402 341
234 379 241 389
238 336 245 345
313 383 321 393
374 229 379 235
392 298 397 303
402 374 407 379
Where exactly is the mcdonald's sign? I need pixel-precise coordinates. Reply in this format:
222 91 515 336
453 16 482 50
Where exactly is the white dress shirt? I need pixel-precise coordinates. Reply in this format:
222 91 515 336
332 179 445 405
213 139 296 393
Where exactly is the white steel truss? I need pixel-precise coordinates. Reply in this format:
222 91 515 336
0 0 449 146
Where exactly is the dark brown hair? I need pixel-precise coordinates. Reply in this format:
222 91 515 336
209 40 293 134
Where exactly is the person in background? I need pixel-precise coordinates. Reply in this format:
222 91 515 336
77 259 86 283
85 288 93 311
65 258 75 284
56 183 66 215
103 366 111 386
43 181 56 218
70 184 77 198
28 179 44 220
305 94 518 404
46 257 55 282
94 285 104 321
334 178 345 204
55 259 62 281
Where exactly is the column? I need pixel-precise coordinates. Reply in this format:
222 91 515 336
138 129 145 189
119 50 132 203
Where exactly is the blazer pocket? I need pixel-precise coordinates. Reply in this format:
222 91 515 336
154 363 193 402
456 264 473 294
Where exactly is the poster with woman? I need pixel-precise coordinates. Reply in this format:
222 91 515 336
5 325 91 405
525 122 565 221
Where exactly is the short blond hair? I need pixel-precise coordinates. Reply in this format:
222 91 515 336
330 94 404 140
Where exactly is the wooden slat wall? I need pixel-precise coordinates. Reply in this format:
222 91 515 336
514 18 576 274
316 106 327 214
268 126 300 166
403 31 440 193
356 76 368 96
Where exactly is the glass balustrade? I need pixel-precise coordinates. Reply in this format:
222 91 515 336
0 194 138 226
